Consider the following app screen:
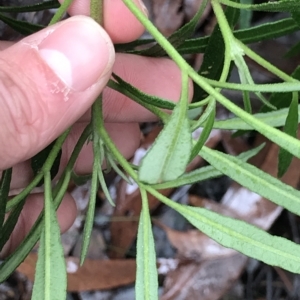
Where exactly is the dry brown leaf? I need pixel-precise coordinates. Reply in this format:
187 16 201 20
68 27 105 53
161 254 247 300
154 221 235 261
17 253 136 292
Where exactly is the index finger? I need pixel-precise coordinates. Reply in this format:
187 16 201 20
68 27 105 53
60 0 148 43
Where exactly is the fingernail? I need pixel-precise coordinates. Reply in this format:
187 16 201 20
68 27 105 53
135 0 148 17
38 16 114 92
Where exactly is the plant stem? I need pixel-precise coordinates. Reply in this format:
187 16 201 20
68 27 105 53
49 0 74 25
90 0 104 25
6 129 70 211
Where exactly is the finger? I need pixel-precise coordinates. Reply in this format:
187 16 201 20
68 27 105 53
80 53 193 123
0 16 115 170
64 0 148 43
0 192 77 257
66 122 141 174
0 41 13 51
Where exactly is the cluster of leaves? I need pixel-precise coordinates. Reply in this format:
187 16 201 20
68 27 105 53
1 0 300 299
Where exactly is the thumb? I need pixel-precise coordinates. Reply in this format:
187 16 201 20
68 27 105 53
0 16 115 170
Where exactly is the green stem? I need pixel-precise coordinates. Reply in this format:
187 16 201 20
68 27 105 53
43 171 52 300
107 80 170 123
122 0 300 159
53 124 92 204
6 129 70 211
49 0 74 25
211 0 234 52
90 0 104 25
238 41 297 83
96 97 138 180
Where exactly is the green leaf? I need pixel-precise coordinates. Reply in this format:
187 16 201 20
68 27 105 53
220 0 300 12
119 18 298 57
150 143 265 189
139 74 192 184
190 100 216 160
0 198 25 252
278 92 299 177
80 99 102 264
80 151 98 264
261 67 300 112
285 41 300 58
193 0 239 101
135 189 158 300
0 13 44 35
98 164 115 207
177 18 298 55
115 39 155 53
136 0 210 57
177 205 300 274
199 146 300 216
0 126 86 282
110 74 176 110
213 105 300 130
291 11 300 27
48 0 75 25
232 67 300 136
239 0 253 29
31 141 62 187
0 169 12 229
0 0 59 13
32 172 66 300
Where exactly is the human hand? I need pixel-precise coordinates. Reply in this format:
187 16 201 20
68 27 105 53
0 0 190 256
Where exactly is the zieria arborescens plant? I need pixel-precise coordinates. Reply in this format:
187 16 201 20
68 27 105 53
1 0 300 299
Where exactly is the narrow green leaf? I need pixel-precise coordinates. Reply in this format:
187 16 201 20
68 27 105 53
0 169 12 229
120 18 298 57
213 105 300 130
0 13 44 35
98 167 115 207
150 143 265 189
80 146 99 264
137 0 210 57
118 18 298 56
0 198 25 252
177 205 300 274
239 0 253 29
285 41 300 58
190 101 216 160
220 0 300 12
0 127 86 282
31 141 62 187
193 0 239 101
32 172 66 300
206 81 300 93
106 154 131 184
278 92 299 177
233 66 300 138
48 0 75 25
107 79 170 123
291 11 300 27
0 0 59 13
115 39 155 53
135 189 158 300
199 146 300 216
110 74 176 110
260 67 300 112
80 99 102 264
139 74 192 184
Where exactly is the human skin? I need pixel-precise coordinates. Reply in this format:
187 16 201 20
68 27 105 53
0 0 192 256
